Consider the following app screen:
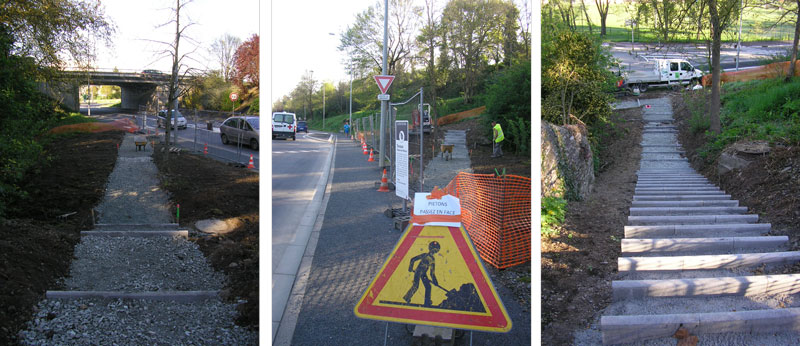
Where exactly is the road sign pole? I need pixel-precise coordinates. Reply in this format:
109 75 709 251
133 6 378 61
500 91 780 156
419 87 424 192
379 0 389 168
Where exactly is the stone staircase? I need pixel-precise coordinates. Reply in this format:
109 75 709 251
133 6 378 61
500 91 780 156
600 98 800 344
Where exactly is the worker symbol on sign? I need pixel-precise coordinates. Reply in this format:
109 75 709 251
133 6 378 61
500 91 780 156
403 241 440 306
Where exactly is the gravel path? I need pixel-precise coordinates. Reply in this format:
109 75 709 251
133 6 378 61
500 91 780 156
424 129 472 190
19 133 257 345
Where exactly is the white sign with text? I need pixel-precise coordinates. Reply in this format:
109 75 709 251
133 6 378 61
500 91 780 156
395 120 408 200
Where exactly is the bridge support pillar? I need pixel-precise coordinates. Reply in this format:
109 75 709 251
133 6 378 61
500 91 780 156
121 84 158 110
38 82 80 112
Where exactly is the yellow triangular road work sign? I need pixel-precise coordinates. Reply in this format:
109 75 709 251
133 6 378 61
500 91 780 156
354 224 512 332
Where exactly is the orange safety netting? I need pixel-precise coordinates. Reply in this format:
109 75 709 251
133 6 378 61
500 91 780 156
701 60 800 86
48 118 139 135
437 106 486 127
444 172 531 269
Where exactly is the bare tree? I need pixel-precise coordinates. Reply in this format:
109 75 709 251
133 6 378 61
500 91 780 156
594 0 610 36
209 33 241 82
149 0 201 147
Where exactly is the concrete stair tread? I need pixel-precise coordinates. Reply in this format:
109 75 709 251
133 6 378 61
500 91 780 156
633 195 732 201
601 306 800 344
629 206 747 216
620 236 788 255
634 191 727 196
617 251 800 272
631 200 738 207
612 273 800 300
627 214 758 225
624 223 771 238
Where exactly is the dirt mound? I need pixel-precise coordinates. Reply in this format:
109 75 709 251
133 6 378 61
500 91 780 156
47 118 139 135
0 131 124 344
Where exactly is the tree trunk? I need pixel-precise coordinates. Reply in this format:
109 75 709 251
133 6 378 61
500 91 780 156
709 0 721 134
787 0 800 82
600 15 607 36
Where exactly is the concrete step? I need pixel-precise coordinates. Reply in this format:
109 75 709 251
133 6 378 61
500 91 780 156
629 206 748 216
634 190 727 196
601 306 800 344
639 158 689 162
617 251 800 272
635 187 721 192
635 184 715 189
636 173 703 178
640 150 686 155
631 200 739 207
612 273 800 300
628 214 758 225
92 223 179 231
624 223 771 238
620 236 788 255
636 178 710 183
81 230 188 238
633 195 731 201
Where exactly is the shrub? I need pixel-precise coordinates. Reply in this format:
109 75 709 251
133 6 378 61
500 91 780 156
541 196 567 237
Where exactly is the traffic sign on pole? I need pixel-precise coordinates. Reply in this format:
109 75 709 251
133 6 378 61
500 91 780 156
374 75 395 94
354 193 512 332
229 92 238 102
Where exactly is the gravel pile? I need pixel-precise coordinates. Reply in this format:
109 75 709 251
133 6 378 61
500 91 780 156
19 133 257 344
63 236 225 291
19 298 256 345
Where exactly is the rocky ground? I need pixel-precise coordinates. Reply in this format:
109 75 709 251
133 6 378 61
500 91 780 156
541 99 645 345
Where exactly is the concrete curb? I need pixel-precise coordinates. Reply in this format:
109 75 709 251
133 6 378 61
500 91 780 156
45 290 219 302
633 195 732 201
617 251 800 272
629 206 747 216
620 236 788 254
93 223 179 230
612 273 800 300
631 200 739 207
624 223 771 238
81 230 188 238
628 214 758 225
601 307 800 344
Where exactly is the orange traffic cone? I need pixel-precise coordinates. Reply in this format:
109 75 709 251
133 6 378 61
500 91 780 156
204 143 208 155
247 154 255 169
363 144 369 155
377 169 390 192
367 148 375 162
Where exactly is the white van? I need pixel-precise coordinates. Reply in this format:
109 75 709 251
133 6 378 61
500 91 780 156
272 112 297 140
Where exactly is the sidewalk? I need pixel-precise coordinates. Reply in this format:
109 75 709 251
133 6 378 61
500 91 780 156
286 134 530 345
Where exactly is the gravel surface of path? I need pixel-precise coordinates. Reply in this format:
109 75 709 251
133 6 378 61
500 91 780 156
19 133 257 345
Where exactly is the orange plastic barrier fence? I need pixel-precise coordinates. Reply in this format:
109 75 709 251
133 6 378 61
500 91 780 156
444 172 531 269
701 60 800 86
48 118 139 135
437 106 486 127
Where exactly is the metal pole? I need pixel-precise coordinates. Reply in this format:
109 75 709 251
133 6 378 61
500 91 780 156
87 71 91 117
419 87 424 193
379 0 389 167
349 68 353 134
736 0 742 71
193 110 197 152
323 84 326 130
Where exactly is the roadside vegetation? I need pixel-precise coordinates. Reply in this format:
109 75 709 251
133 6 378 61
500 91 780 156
273 0 531 157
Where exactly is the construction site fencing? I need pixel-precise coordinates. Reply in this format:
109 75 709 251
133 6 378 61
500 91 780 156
445 172 531 269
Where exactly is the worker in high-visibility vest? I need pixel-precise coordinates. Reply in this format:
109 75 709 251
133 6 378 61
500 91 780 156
491 121 504 158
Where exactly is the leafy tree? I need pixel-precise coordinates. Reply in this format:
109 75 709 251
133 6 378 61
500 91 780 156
486 60 531 154
441 0 515 104
707 0 742 134
210 33 241 82
233 34 259 89
595 0 610 36
0 0 113 67
338 0 421 76
417 0 444 116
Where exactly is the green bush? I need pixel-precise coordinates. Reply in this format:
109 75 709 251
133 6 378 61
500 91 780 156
541 196 567 237
485 60 531 155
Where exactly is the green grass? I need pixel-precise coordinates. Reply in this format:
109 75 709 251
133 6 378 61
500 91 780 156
697 77 800 158
569 3 797 43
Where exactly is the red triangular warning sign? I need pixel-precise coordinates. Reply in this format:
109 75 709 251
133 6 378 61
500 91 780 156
354 224 512 332
374 75 395 94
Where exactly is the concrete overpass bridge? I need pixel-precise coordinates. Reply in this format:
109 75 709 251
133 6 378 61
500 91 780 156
40 68 194 112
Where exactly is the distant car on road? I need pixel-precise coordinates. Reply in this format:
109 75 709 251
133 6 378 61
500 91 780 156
220 116 260 150
297 120 308 133
157 110 187 130
272 112 296 140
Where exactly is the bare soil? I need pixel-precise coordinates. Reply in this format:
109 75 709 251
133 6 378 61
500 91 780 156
0 131 125 345
541 104 644 345
151 145 259 329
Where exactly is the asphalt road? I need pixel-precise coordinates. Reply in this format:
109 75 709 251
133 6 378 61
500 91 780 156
80 106 260 169
271 131 333 271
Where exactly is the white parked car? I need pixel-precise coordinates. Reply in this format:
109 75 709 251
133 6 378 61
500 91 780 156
157 109 187 130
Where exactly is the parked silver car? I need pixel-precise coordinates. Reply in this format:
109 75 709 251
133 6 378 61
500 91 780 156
220 116 259 150
157 110 187 130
